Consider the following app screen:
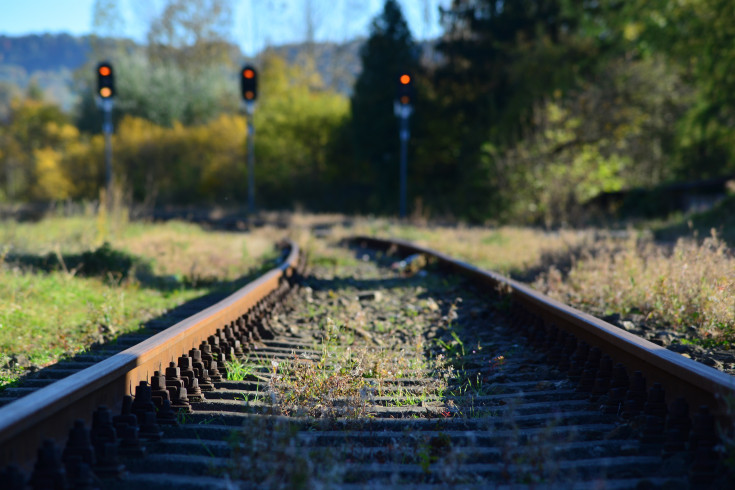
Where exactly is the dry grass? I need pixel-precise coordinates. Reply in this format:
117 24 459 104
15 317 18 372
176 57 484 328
303 216 733 345
119 222 276 282
532 231 735 343
269 306 449 418
329 219 591 274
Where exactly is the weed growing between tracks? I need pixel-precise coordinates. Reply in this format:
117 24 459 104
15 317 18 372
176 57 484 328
224 358 257 381
228 237 644 486
268 312 451 418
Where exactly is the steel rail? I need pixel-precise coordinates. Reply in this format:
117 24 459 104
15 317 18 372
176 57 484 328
352 236 735 423
0 241 300 470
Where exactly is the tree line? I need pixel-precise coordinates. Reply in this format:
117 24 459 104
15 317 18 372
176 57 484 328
1 0 734 224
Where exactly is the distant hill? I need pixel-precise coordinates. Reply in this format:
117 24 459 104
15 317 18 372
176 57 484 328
0 33 91 72
0 34 94 110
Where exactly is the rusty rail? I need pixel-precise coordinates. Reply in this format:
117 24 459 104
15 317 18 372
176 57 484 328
0 241 300 470
353 236 735 423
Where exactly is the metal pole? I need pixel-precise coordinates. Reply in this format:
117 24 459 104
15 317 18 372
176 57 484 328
245 101 255 215
399 115 409 219
102 99 113 202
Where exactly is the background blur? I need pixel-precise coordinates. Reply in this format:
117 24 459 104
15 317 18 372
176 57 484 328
1 0 734 225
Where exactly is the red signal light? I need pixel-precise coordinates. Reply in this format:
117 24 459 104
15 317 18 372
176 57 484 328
241 65 258 101
97 62 115 98
397 72 413 106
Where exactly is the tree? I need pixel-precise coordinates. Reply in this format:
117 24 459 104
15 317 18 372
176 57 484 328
612 0 735 179
78 0 238 130
0 97 79 201
350 0 418 213
429 0 601 220
497 55 692 225
147 0 234 70
254 51 349 209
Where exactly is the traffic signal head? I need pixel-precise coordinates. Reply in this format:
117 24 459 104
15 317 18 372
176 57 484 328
397 72 413 106
241 65 258 101
97 62 115 99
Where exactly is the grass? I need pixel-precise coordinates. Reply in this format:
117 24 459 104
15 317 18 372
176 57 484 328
344 220 590 275
320 216 734 346
0 268 201 372
2 206 732 394
266 248 451 418
0 210 282 389
531 230 735 343
224 358 257 381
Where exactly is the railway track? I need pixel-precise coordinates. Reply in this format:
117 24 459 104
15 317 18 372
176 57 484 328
1 235 733 488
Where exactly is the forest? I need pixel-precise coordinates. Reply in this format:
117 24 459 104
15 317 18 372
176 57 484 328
1 0 734 225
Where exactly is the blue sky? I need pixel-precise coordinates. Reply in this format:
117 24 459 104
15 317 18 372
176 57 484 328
0 1 449 55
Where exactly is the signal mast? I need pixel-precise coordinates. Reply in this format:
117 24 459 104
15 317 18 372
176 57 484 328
394 72 414 219
241 65 258 215
96 62 115 200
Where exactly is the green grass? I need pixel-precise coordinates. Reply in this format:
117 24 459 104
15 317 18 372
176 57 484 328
0 213 281 389
0 266 207 379
224 358 257 381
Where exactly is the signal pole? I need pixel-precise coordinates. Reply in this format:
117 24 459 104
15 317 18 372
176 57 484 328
103 99 113 197
241 65 258 215
394 73 414 219
398 111 410 218
96 62 115 200
245 102 255 215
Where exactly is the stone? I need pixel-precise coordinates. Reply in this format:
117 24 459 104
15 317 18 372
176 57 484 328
424 298 440 312
357 291 383 302
10 354 30 368
667 343 689 354
621 321 637 332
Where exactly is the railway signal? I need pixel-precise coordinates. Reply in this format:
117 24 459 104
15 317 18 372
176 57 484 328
396 72 413 106
394 72 414 219
96 62 115 203
97 62 115 99
241 65 257 101
241 65 258 215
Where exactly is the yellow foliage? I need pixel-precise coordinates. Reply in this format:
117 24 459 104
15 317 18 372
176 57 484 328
33 147 73 199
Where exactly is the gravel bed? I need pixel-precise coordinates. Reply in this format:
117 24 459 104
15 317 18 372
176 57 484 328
600 313 735 375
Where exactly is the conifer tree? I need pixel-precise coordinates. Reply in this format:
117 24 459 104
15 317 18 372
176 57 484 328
350 0 418 213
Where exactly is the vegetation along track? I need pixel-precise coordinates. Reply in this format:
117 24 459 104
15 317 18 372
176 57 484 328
1 235 734 488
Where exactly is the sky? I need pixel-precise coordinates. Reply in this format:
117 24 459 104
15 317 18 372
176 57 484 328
0 0 450 55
